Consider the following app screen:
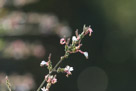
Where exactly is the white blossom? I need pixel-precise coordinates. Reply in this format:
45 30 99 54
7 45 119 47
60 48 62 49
40 60 48 67
41 87 48 91
72 36 77 42
83 52 88 59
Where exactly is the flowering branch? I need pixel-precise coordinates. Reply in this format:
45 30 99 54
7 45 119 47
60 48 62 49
37 25 93 91
5 76 12 91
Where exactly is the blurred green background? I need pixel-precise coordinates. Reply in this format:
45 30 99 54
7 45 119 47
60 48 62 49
0 0 136 91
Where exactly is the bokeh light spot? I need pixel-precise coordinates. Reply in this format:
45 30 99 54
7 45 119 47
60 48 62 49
77 67 108 91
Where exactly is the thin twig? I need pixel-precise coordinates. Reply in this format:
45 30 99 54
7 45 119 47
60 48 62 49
37 54 68 91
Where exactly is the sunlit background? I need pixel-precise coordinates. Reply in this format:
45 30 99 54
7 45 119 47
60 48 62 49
0 0 136 91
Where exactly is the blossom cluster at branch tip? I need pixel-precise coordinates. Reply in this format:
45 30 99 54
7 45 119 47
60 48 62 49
83 25 93 36
40 60 49 67
59 25 92 59
45 75 57 84
86 27 93 36
64 65 74 77
41 87 48 91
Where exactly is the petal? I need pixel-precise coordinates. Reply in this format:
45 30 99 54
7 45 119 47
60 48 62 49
88 27 93 33
65 65 70 70
41 87 46 91
69 67 74 71
83 52 88 59
45 75 48 80
40 60 47 66
72 36 77 42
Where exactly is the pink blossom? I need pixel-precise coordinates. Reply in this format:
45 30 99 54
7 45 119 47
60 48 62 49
84 27 93 36
64 66 74 77
88 27 93 36
51 77 57 84
45 75 49 80
47 75 53 83
45 75 57 84
60 38 66 45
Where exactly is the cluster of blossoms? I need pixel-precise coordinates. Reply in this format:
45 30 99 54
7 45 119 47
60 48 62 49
60 25 93 59
38 25 93 91
45 75 57 84
40 75 57 91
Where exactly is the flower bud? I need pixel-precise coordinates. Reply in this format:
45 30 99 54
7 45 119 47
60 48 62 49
40 60 49 67
60 38 66 45
83 52 88 59
88 27 93 36
72 36 77 42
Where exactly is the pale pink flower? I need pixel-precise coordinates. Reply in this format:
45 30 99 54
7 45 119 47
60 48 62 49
87 27 93 36
77 34 81 40
45 75 49 80
60 38 66 45
47 75 53 83
64 66 74 77
40 60 49 67
51 77 57 84
45 75 57 84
